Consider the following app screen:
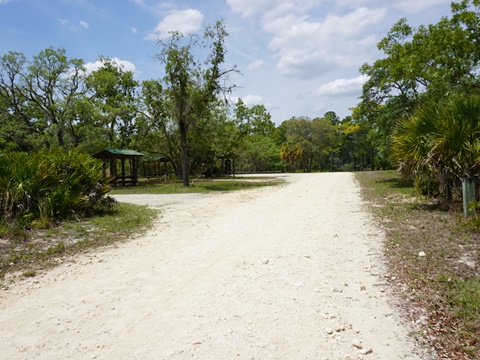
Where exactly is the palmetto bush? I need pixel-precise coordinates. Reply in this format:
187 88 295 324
0 149 114 225
392 93 480 200
0 152 37 222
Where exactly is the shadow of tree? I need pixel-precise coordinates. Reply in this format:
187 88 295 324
376 177 413 189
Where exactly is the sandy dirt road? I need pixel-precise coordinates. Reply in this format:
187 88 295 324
0 173 427 359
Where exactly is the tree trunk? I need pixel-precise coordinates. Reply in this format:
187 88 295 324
57 124 65 147
179 118 189 186
370 146 375 171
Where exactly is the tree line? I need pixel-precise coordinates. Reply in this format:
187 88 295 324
356 0 480 202
3 0 479 196
0 21 378 185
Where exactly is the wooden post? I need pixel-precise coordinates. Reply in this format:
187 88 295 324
121 158 126 186
111 155 117 186
462 177 475 217
133 158 138 185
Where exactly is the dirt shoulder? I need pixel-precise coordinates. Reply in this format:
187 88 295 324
0 173 430 359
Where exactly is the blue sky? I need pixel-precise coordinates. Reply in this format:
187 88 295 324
0 0 453 124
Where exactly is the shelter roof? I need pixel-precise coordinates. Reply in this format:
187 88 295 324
143 156 169 162
93 148 144 158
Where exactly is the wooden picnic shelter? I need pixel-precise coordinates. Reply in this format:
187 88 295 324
142 156 170 181
93 148 144 186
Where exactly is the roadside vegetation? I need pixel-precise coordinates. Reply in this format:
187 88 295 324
0 202 157 286
355 170 480 360
0 148 157 285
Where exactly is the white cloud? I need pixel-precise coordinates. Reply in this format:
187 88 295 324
59 18 69 25
394 0 451 13
83 58 137 75
145 9 203 41
229 93 273 109
131 27 138 34
80 20 89 29
316 75 368 97
155 2 176 11
334 0 369 6
227 0 277 17
242 94 264 106
129 0 175 13
264 7 386 79
247 60 264 72
0 0 14 4
227 0 319 17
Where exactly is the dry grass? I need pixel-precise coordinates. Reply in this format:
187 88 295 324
0 203 157 285
355 171 480 359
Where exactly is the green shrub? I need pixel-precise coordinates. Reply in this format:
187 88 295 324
0 152 37 221
413 175 439 197
0 149 115 225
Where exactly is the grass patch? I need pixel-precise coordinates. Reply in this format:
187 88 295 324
0 203 157 285
355 170 480 359
110 177 284 195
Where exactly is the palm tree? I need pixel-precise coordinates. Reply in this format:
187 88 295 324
280 142 303 172
432 95 480 178
392 93 480 201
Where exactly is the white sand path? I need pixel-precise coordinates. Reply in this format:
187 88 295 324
0 173 428 359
